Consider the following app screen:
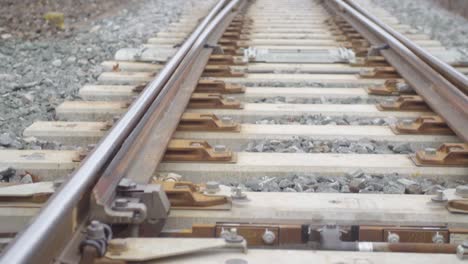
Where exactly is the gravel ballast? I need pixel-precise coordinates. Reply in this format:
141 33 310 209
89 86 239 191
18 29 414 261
0 0 213 149
223 172 467 195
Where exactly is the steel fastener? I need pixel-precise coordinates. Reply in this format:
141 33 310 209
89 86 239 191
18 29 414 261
432 232 444 244
214 145 227 153
206 181 220 193
262 229 276 245
387 232 400 243
231 187 247 200
457 240 468 260
401 119 413 126
222 228 244 243
221 116 234 125
424 148 437 156
431 190 448 203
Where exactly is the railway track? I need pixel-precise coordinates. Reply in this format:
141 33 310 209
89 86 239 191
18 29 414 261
1 0 468 263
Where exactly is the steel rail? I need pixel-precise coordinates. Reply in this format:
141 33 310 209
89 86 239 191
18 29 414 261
344 0 468 94
92 0 242 219
0 0 230 263
329 0 468 141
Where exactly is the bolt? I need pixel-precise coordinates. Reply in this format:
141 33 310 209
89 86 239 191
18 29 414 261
456 185 468 198
432 232 444 244
206 181 220 193
190 142 202 147
457 240 468 260
387 232 400 243
424 148 437 156
396 82 410 91
118 178 137 189
401 119 413 126
431 190 447 203
262 229 276 245
86 220 106 240
231 186 247 200
214 145 227 153
223 228 244 243
221 117 234 125
114 198 129 208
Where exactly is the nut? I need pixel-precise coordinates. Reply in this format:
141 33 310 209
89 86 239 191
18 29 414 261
214 145 227 153
431 190 447 203
206 181 220 193
432 232 444 244
221 117 234 125
424 148 437 156
262 229 276 245
387 232 400 243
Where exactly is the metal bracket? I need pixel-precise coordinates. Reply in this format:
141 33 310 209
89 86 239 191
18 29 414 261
202 65 245 77
189 93 243 109
366 79 413 95
412 143 468 167
392 116 453 135
155 180 228 208
163 139 236 163
196 79 245 94
91 179 170 239
377 95 430 111
162 223 305 246
360 66 400 79
177 113 240 132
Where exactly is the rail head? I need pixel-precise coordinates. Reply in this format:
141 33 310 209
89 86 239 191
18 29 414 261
328 0 468 142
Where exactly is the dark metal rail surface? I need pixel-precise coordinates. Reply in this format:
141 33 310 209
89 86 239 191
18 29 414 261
328 0 468 141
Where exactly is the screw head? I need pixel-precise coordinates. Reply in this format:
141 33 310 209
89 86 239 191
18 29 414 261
221 117 234 125
86 220 106 240
396 82 410 91
457 244 467 260
118 178 137 189
401 119 413 126
214 145 227 153
431 190 447 203
231 186 247 200
262 229 276 245
206 181 220 193
223 228 244 243
432 232 444 244
387 232 400 243
424 148 437 156
190 142 202 147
